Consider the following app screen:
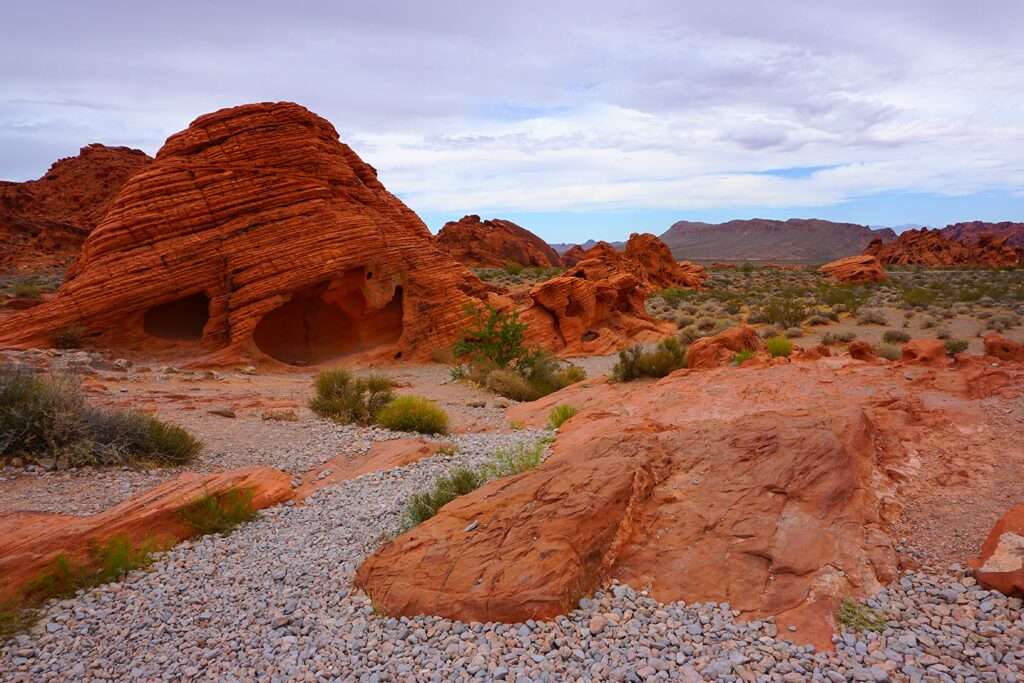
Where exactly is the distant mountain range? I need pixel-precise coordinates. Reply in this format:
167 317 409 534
657 219 896 263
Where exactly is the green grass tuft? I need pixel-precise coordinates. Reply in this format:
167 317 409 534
836 597 887 633
376 396 450 434
178 486 256 536
547 404 578 429
308 369 394 425
732 348 755 365
766 336 794 358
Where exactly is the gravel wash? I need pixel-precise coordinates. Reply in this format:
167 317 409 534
2 430 1022 682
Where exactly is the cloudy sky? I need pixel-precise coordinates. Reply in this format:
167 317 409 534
3 1 1023 241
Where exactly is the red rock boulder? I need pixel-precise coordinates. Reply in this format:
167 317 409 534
0 103 491 365
818 255 888 284
968 505 1024 598
559 244 587 267
435 215 561 268
686 326 762 369
984 333 1024 363
622 232 708 291
901 339 949 366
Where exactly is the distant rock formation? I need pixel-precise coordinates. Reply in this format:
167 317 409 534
818 254 888 284
435 215 560 268
558 244 587 267
549 239 624 255
864 228 1023 267
0 103 492 365
0 144 152 271
940 221 1024 247
659 218 896 263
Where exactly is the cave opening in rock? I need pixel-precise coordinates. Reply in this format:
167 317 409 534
253 278 404 365
143 293 210 341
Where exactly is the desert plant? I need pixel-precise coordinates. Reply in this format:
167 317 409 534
806 314 832 326
820 330 857 345
766 336 793 358
783 326 803 338
610 345 644 382
836 597 886 633
945 339 969 356
453 303 528 368
547 404 578 429
399 466 483 532
10 279 41 299
508 419 526 430
761 297 807 329
732 349 754 365
376 396 450 435
875 343 902 361
434 444 458 457
856 309 888 325
484 367 538 402
50 324 85 349
24 535 163 604
882 330 910 344
920 314 937 328
637 337 687 378
178 486 256 536
308 369 394 425
480 440 545 481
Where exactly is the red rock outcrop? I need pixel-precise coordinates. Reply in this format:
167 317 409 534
818 254 888 284
984 333 1024 363
0 467 292 604
969 505 1024 598
621 233 709 291
941 221 1024 247
686 325 762 369
901 339 949 366
293 438 439 502
0 144 152 272
864 228 1023 268
559 244 587 267
0 103 492 365
435 215 561 268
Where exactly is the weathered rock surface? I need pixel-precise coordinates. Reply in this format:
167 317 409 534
818 254 888 284
0 103 491 365
864 227 1023 267
293 438 439 502
941 220 1024 247
558 244 587 267
686 325 762 369
0 144 152 271
901 338 949 366
435 215 560 268
984 333 1024 363
621 233 708 292
0 466 291 604
969 505 1024 598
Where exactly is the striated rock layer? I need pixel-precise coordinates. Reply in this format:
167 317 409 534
940 221 1024 247
0 144 152 271
435 215 561 268
0 103 492 365
864 228 1023 268
357 342 1024 649
818 254 888 284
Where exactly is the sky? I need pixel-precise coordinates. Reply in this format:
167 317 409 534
2 1 1024 243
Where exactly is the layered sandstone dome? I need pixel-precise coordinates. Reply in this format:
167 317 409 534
0 103 491 365
0 144 152 271
818 254 888 284
435 215 561 268
864 228 1023 268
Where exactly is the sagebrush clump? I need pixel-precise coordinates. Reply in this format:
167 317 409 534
376 396 450 435
611 337 687 381
308 369 394 425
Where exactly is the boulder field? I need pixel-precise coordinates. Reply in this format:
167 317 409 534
864 227 1023 267
435 215 561 268
355 334 1024 650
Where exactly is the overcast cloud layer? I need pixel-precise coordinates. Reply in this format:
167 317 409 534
3 1 1023 240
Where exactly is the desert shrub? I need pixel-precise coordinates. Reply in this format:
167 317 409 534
484 367 538 402
376 396 450 435
821 330 856 345
856 309 888 325
675 314 696 328
882 330 911 344
767 336 793 358
503 260 524 275
657 287 695 307
480 440 545 481
875 343 902 361
0 364 200 467
612 338 687 382
920 314 937 328
806 314 832 326
836 597 886 633
811 308 839 322
399 466 484 532
434 444 458 457
308 369 394 425
986 313 1020 331
453 303 528 368
695 315 716 330
10 279 41 299
547 404 578 429
783 326 803 338
761 297 807 329
508 419 526 430
710 318 738 334
50 324 85 349
758 325 781 339
945 339 969 356
733 349 754 365
178 486 256 536
936 327 951 339
677 325 703 345
901 287 937 308
610 345 644 382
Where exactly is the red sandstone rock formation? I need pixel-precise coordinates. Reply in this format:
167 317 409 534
0 467 291 604
941 221 1024 247
818 255 888 284
559 244 587 267
901 339 949 366
0 103 491 365
435 215 561 268
864 228 1023 268
686 325 762 369
622 233 709 291
293 439 439 503
0 144 152 272
969 505 1024 598
984 333 1024 363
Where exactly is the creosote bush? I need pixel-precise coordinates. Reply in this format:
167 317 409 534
882 330 911 344
308 369 394 425
836 597 886 633
761 297 807 329
547 404 578 429
178 486 256 536
875 342 902 361
611 337 687 382
766 336 793 358
376 396 449 435
0 363 201 467
945 339 969 356
821 330 856 345
856 308 888 325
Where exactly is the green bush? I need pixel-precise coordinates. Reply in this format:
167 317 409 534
376 396 449 434
483 367 538 402
882 330 910 344
836 597 886 633
178 486 256 536
51 325 85 349
733 349 754 365
875 343 902 361
656 287 695 307
612 338 687 382
480 441 545 481
25 535 163 603
761 297 807 329
308 369 394 425
399 466 483 533
0 364 200 467
945 339 969 356
856 309 888 325
547 404 578 429
453 303 528 368
766 336 793 358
